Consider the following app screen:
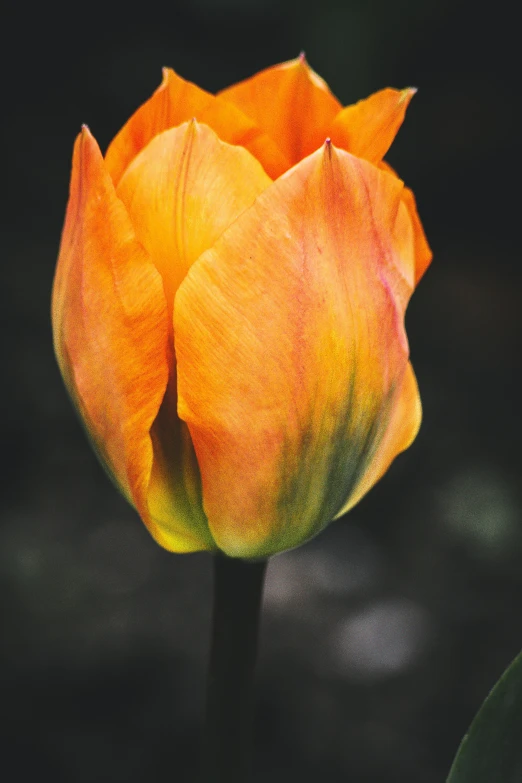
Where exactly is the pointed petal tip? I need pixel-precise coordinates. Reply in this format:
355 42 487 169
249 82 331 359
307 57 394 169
324 137 332 159
329 85 418 165
79 124 94 145
153 67 179 99
74 125 96 159
160 66 172 84
401 86 417 103
76 125 103 159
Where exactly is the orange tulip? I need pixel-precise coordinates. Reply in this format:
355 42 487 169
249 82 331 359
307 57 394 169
52 57 431 558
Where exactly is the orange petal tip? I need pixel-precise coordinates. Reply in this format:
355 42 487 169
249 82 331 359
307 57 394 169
399 87 417 107
402 86 417 98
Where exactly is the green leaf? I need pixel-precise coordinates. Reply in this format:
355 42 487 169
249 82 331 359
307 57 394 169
447 649 522 783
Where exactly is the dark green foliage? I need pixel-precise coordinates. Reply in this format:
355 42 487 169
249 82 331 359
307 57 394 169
448 651 522 783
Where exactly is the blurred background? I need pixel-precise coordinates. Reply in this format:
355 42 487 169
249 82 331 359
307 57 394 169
1 0 521 780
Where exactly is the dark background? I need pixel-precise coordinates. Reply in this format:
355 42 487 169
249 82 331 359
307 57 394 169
2 0 521 780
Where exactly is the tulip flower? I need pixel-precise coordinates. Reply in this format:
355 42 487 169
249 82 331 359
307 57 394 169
52 56 431 560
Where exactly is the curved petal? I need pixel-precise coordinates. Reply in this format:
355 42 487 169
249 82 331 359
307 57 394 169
401 186 432 283
380 160 433 283
219 55 342 168
52 127 210 553
174 143 419 558
330 87 416 165
105 68 289 184
116 120 272 313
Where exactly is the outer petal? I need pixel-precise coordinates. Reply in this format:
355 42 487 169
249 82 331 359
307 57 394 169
175 143 419 558
329 88 416 165
219 55 342 167
105 68 289 184
52 127 210 552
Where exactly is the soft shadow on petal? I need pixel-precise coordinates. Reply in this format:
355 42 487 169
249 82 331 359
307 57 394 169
52 128 211 553
175 143 419 558
105 68 289 184
330 87 416 165
219 55 342 168
146 382 215 553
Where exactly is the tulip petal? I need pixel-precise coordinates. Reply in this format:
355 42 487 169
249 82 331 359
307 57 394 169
175 143 420 558
335 361 421 517
116 120 272 312
52 127 212 552
219 55 342 167
380 160 433 283
105 68 289 184
116 119 272 554
330 88 416 165
146 378 215 552
401 186 432 283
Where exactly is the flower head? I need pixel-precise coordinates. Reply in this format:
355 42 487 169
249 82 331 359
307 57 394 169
52 57 431 558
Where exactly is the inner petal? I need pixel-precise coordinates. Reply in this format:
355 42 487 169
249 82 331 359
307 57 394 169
105 67 289 184
219 55 342 166
329 87 417 165
116 119 272 318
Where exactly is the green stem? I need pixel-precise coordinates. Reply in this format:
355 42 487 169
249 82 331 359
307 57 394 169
201 553 268 783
